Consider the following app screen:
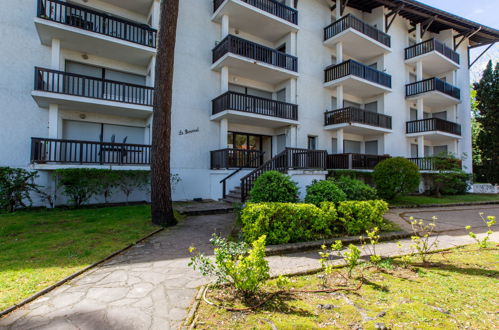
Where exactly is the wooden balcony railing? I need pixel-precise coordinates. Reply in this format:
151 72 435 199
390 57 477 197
34 67 154 106
327 153 390 170
324 107 392 129
210 149 264 169
31 137 151 165
37 0 157 48
406 118 462 136
214 0 298 25
324 14 390 47
212 91 298 120
240 148 328 201
405 38 459 64
406 77 460 100
408 157 462 171
325 60 391 88
213 35 298 72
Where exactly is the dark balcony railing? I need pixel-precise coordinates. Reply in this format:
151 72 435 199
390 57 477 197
37 0 157 48
211 149 264 169
405 38 459 64
406 118 461 136
31 137 151 165
34 67 154 106
324 107 392 129
214 0 298 25
212 91 298 121
325 60 391 88
327 153 390 170
406 77 460 100
213 35 298 72
408 157 462 171
324 14 390 47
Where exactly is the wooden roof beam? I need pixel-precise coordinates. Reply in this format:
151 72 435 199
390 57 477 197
454 27 481 50
385 4 404 32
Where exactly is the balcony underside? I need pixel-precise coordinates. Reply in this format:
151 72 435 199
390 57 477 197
212 53 299 85
406 90 461 108
324 76 391 98
406 131 462 142
35 18 156 67
99 0 153 16
32 163 150 171
32 91 153 118
212 0 298 42
324 122 392 135
211 110 298 128
405 51 459 76
324 28 391 62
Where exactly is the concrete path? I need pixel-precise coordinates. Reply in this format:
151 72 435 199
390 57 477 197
0 204 497 329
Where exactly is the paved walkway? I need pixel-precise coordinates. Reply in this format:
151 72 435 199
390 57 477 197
1 205 497 329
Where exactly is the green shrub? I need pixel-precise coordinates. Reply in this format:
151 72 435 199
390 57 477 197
304 180 346 205
373 157 420 200
0 167 41 212
429 155 471 196
333 176 377 201
249 171 298 203
189 234 269 296
240 203 338 244
337 200 389 235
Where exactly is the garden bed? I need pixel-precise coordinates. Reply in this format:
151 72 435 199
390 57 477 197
192 244 499 329
0 205 160 312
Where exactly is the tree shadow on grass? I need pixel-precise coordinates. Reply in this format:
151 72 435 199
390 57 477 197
411 261 499 279
257 292 317 318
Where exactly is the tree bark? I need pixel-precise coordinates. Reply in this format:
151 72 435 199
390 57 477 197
151 0 179 227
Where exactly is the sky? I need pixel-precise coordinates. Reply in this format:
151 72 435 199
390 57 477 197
421 0 498 81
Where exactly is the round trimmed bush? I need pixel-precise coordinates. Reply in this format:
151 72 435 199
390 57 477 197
249 171 299 203
304 180 347 205
334 176 378 201
373 157 420 200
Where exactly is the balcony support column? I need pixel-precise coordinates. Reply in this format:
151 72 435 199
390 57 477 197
335 41 343 63
51 39 61 70
417 98 424 119
150 0 160 29
290 32 297 56
288 126 297 148
337 129 344 154
220 66 229 93
416 61 423 81
336 85 344 109
219 118 228 149
415 23 422 43
417 135 425 158
336 0 342 19
221 15 229 38
48 104 61 139
289 78 297 103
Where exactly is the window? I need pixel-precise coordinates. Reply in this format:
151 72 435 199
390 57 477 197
344 140 361 153
368 62 378 69
344 100 361 108
276 88 286 102
308 136 317 150
227 132 264 151
433 111 447 120
410 108 418 121
62 120 145 144
364 101 378 113
276 44 286 53
433 145 448 156
411 144 418 158
365 140 378 155
409 73 417 83
228 84 272 99
331 55 337 65
332 138 338 154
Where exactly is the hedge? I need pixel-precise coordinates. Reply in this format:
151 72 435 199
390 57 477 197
240 200 389 245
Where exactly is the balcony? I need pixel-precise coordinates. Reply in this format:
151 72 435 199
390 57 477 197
324 14 391 61
210 148 264 169
405 39 460 75
212 0 298 42
327 153 390 170
408 157 462 171
406 118 462 138
406 78 460 108
31 137 151 166
32 67 154 118
211 91 298 127
324 107 392 134
324 60 391 98
35 0 157 66
212 35 299 84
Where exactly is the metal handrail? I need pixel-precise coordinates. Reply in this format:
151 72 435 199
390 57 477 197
220 151 265 199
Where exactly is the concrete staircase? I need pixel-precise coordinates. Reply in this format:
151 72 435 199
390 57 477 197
222 186 242 204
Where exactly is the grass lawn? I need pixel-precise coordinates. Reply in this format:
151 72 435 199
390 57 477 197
0 205 160 311
195 245 499 329
391 194 499 206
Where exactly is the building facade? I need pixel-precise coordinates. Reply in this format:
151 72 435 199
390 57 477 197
0 0 497 204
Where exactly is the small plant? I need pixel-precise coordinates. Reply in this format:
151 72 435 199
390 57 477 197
0 167 41 212
275 275 290 290
189 235 269 296
373 157 420 200
116 170 150 204
320 240 361 279
466 213 496 249
396 241 412 268
410 216 439 263
360 227 381 265
249 171 299 203
304 180 347 205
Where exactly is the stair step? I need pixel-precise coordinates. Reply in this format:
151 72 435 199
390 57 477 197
222 196 241 204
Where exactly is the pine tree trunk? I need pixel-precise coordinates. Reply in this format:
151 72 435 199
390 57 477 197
151 0 179 227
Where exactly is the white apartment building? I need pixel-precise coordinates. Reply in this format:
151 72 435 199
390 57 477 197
0 0 497 203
